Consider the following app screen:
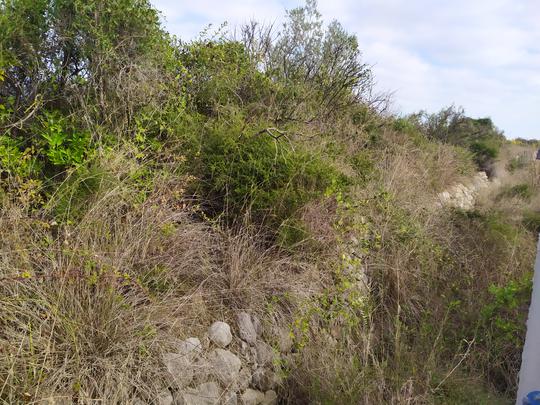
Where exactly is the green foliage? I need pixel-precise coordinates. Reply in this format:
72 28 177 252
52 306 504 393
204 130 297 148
523 210 540 233
194 112 346 228
48 161 110 222
350 150 375 183
0 134 40 179
469 139 499 169
39 112 91 166
181 40 273 116
411 106 504 171
241 0 373 122
277 218 310 249
496 183 533 202
482 278 532 337
507 155 528 173
479 276 532 387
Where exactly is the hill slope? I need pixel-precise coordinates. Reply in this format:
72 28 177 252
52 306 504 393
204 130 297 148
0 0 538 403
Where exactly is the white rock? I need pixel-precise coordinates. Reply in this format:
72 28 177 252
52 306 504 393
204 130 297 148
240 389 265 405
178 337 203 359
162 352 194 388
235 367 252 392
208 349 242 386
262 390 277 405
208 321 233 348
237 312 257 344
240 341 258 365
176 382 221 405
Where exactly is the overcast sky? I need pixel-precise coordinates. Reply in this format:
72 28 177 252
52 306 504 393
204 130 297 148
152 0 540 139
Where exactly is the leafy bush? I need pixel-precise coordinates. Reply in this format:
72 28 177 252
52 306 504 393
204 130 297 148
181 40 273 117
39 111 91 167
411 106 504 171
194 114 346 228
470 139 499 170
240 0 374 123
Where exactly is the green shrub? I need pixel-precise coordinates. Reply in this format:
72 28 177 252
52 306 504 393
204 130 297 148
523 210 540 232
194 114 346 229
507 155 528 173
469 139 499 170
0 134 40 179
39 111 91 167
496 183 533 202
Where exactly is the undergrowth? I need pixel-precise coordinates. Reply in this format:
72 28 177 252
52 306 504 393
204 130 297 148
0 0 536 403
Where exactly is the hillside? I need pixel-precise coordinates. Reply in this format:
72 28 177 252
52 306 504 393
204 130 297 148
0 1 538 403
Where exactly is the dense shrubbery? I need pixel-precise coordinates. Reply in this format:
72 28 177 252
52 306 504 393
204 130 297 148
0 0 536 403
409 106 505 173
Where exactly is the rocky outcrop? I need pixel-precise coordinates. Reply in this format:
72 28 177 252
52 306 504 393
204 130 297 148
436 171 490 210
135 315 285 404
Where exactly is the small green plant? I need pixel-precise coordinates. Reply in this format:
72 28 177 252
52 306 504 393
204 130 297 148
39 112 91 167
0 135 40 179
523 210 540 232
482 277 532 345
496 183 533 202
507 155 528 173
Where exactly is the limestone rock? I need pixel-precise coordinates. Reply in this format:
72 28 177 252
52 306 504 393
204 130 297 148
208 349 242 386
235 367 252 392
162 352 193 388
262 390 277 405
237 312 257 344
208 321 233 348
252 316 263 338
176 382 220 405
240 341 258 365
178 337 203 359
255 342 273 366
240 389 265 405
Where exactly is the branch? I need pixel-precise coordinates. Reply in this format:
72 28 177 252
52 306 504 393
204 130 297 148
254 127 287 140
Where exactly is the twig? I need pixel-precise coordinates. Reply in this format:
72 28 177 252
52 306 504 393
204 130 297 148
254 127 287 140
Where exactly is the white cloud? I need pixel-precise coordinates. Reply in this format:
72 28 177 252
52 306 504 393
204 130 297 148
152 0 540 139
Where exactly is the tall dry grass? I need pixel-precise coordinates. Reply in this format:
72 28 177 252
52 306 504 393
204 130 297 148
0 149 331 403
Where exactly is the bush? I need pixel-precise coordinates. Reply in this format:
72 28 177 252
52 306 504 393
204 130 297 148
470 139 499 171
507 155 528 173
496 183 533 202
194 113 346 229
240 0 374 123
523 210 540 232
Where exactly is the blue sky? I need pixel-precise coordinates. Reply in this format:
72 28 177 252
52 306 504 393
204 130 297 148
152 0 540 139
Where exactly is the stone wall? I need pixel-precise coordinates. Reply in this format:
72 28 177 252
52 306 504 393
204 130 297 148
135 313 288 405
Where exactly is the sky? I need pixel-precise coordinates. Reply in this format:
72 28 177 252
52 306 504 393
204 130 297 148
151 0 540 139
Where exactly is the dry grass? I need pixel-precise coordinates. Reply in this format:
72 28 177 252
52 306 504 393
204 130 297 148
0 148 333 403
0 137 534 404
